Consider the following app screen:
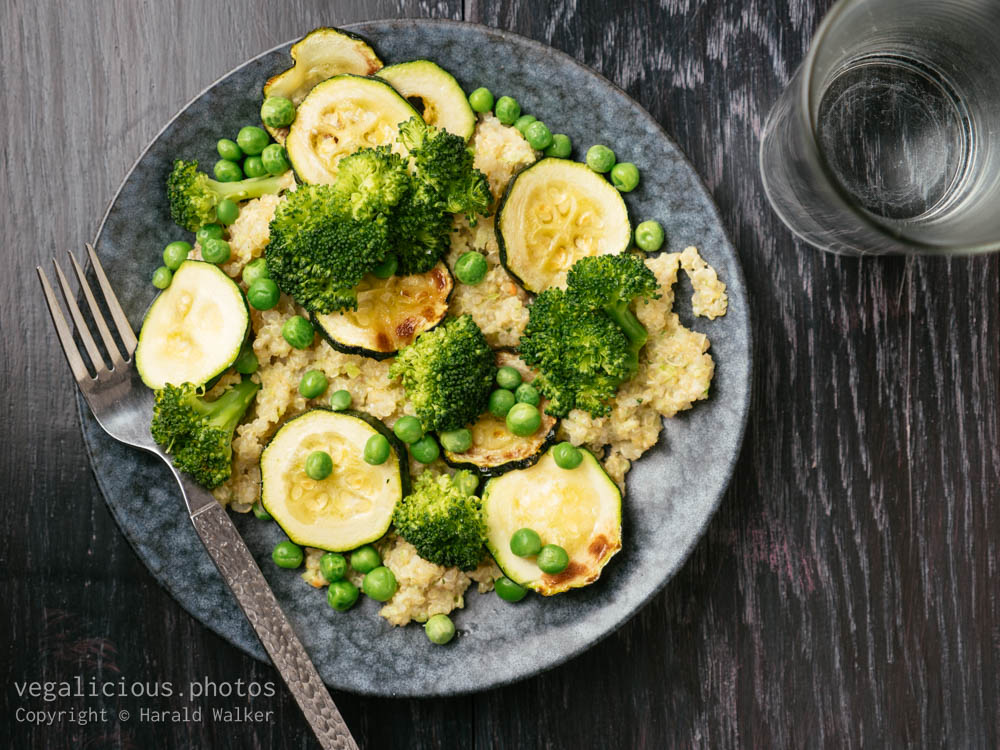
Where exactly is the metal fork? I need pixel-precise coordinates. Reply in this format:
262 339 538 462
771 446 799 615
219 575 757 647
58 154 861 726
38 245 358 750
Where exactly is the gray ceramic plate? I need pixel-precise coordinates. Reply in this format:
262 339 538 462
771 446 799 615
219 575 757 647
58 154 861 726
80 19 751 697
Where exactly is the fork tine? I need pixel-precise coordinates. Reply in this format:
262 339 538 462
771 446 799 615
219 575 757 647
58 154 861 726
68 250 125 366
86 242 138 355
52 258 107 373
37 266 91 382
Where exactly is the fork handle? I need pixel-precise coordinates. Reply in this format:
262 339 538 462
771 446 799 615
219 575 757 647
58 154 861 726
186 493 359 750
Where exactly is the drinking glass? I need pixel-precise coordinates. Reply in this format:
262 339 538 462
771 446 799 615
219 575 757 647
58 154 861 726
760 0 1000 255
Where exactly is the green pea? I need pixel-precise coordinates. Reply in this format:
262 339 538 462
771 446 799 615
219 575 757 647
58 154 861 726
488 389 516 418
261 143 290 175
237 125 270 155
507 403 541 436
196 223 224 245
452 470 479 497
327 580 359 612
247 278 280 310
496 366 522 390
261 95 296 129
454 251 488 285
364 433 391 465
494 576 528 602
393 415 423 444
216 198 240 225
362 565 397 602
305 451 333 480
282 315 314 349
233 348 258 375
439 428 472 453
251 501 271 520
424 613 456 645
524 120 553 150
514 115 537 135
151 266 172 289
242 257 269 286
329 389 352 411
635 220 665 252
213 159 243 182
544 133 572 158
217 138 243 161
494 96 521 125
610 162 640 192
320 552 347 583
514 382 539 406
305 450 333 480
372 254 398 279
509 528 542 557
468 87 494 113
350 545 380 574
243 155 267 178
552 441 583 469
299 369 328 399
272 540 303 569
410 435 440 464
537 544 570 574
162 241 191 270
585 144 616 173
202 238 231 264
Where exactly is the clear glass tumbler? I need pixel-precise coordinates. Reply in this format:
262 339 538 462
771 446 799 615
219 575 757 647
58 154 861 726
760 0 1000 255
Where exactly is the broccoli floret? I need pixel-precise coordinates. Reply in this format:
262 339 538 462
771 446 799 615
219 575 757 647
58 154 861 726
166 160 285 232
329 145 411 222
393 471 486 570
388 118 493 274
565 253 660 373
398 117 492 222
392 189 454 275
388 315 496 432
518 288 632 418
519 254 661 418
151 379 261 489
266 183 392 313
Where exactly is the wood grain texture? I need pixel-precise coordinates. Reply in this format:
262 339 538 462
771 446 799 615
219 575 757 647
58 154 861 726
2 0 998 748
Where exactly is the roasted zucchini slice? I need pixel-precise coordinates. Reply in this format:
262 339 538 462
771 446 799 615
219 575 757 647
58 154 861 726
443 351 557 475
135 260 249 389
285 74 419 184
260 409 408 551
497 158 631 293
262 27 383 141
312 262 453 360
376 60 476 140
483 446 622 595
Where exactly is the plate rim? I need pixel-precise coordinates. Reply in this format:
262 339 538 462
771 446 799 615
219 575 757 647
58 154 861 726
79 17 753 695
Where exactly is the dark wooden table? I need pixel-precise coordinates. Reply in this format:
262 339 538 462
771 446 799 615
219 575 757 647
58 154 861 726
3 1 997 747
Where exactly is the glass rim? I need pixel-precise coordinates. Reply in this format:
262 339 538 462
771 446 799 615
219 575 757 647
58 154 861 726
796 0 1000 255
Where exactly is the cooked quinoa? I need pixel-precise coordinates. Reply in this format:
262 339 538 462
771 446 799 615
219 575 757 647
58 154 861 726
207 112 727 626
375 535 501 626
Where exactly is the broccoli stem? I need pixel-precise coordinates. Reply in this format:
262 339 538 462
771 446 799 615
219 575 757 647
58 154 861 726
214 174 286 203
191 378 261 433
604 301 648 375
604 301 648 348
